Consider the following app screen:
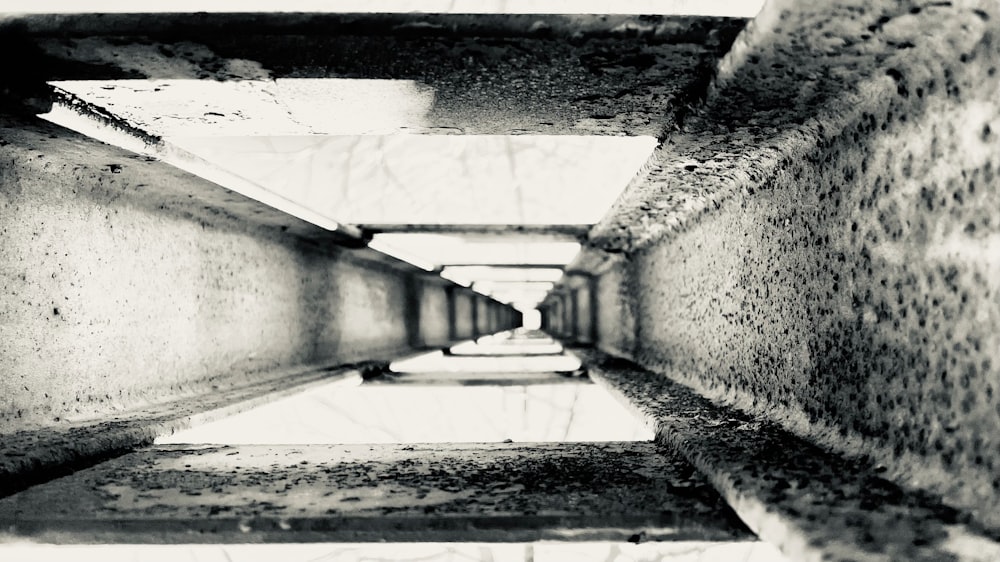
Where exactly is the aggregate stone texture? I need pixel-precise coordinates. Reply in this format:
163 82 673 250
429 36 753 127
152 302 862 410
0 118 476 431
584 0 1000 543
3 13 746 138
0 442 752 544
580 350 1000 562
590 0 1000 251
0 365 364 500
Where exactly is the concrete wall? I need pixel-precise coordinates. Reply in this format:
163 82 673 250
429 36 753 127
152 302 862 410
584 0 1000 533
564 275 593 344
474 297 490 336
593 266 636 357
452 290 474 340
416 278 451 348
0 118 477 431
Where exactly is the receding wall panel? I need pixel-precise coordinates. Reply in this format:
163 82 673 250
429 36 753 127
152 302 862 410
0 121 448 431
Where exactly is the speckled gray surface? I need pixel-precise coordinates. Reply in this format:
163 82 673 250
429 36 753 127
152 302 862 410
578 0 1000 546
581 350 1000 562
0 365 364 500
0 118 517 432
590 0 999 252
0 442 752 543
2 13 746 138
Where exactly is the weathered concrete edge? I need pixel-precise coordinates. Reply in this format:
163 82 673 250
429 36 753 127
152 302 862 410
579 349 1000 562
0 525 728 545
0 353 400 500
0 442 754 544
0 13 748 42
588 58 898 254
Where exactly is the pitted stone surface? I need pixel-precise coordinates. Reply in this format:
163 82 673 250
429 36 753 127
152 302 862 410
0 118 492 430
0 442 752 543
582 351 1000 562
0 365 364 500
591 0 998 251
583 0 1000 542
3 13 747 138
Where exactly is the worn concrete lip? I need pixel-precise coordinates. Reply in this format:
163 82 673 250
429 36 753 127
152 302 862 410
0 541 787 562
9 0 766 17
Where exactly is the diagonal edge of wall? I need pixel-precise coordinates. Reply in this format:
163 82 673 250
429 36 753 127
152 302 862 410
0 115 518 441
577 0 1000 546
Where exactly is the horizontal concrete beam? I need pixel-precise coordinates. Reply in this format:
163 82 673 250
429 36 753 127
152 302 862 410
0 442 753 543
579 0 1000 547
366 371 587 386
364 224 589 242
582 349 1000 562
587 0 998 253
0 13 744 39
0 364 363 500
1 13 746 137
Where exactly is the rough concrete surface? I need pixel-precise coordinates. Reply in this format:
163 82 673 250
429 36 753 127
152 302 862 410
591 0 999 252
2 13 747 138
593 265 637 357
0 365 362 500
583 351 1000 562
474 297 490 336
452 291 474 339
415 278 451 347
0 118 508 432
580 0 1000 543
0 442 752 543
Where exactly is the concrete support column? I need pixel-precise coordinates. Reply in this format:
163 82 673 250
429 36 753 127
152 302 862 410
475 298 490 336
564 274 593 344
403 274 422 348
561 293 571 340
453 290 474 340
588 276 599 344
445 286 458 341
488 302 499 334
574 286 591 344
470 296 480 338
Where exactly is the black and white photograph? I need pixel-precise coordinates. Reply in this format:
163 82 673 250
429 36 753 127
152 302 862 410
1 1 998 560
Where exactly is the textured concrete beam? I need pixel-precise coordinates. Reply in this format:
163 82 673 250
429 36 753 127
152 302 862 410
2 13 746 137
365 371 586 386
0 115 520 496
364 224 589 242
588 0 997 252
46 90 366 241
582 350 1000 562
0 365 363 500
0 442 753 543
583 0 1000 544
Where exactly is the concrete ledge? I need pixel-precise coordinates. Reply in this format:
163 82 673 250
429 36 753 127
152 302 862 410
0 442 752 544
0 360 372 500
580 349 1000 562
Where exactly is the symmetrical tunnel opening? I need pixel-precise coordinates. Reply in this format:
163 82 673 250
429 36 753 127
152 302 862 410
42 80 655 317
156 330 654 445
2 4 783 559
5 1 1000 561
